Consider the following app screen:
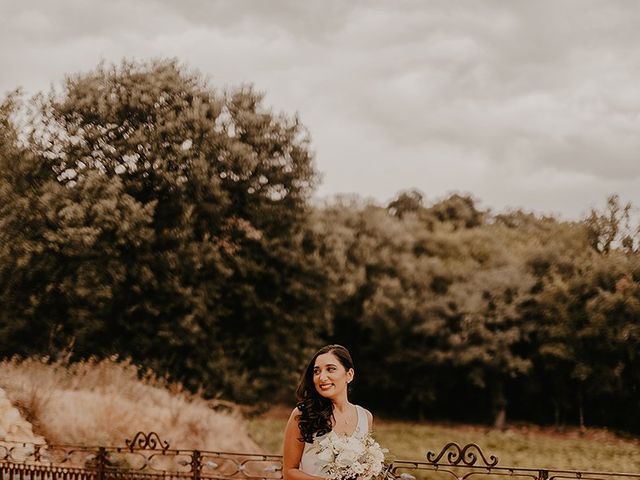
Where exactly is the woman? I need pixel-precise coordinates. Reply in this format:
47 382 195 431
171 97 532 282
283 345 374 480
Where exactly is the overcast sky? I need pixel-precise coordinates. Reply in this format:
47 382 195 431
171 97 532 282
2 0 639 218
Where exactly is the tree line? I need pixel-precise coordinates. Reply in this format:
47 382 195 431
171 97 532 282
1 60 638 432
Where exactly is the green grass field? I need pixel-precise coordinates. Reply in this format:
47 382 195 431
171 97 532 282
247 413 640 473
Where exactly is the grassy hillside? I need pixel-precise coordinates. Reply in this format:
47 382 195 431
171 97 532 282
248 408 640 472
0 357 258 451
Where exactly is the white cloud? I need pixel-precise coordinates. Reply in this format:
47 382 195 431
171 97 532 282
2 0 640 218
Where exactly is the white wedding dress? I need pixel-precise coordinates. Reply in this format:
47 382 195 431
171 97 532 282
299 405 369 476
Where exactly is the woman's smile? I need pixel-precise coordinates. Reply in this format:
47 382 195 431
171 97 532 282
313 352 354 397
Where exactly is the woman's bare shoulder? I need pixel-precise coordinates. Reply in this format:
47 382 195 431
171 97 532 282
288 405 302 422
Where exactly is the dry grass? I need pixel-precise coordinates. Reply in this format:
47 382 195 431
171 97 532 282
0 356 258 452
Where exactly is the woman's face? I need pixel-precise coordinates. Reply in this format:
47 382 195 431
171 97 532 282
312 351 354 399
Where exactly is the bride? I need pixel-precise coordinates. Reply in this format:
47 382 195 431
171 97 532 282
282 344 373 480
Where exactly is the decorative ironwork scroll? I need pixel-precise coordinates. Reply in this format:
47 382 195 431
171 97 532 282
125 431 171 452
426 442 499 467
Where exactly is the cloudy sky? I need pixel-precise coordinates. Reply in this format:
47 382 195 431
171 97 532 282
2 0 639 218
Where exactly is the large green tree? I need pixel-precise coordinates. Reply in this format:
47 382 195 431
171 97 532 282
0 60 328 401
314 195 640 432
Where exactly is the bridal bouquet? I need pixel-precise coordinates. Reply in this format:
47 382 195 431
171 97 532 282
314 432 388 480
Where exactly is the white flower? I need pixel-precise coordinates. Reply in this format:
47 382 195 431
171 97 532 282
335 448 359 466
344 436 366 455
317 447 335 462
318 436 332 449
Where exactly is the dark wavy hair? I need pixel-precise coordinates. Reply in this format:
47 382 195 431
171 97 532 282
295 344 355 443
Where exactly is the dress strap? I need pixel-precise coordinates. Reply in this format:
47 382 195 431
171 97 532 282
354 405 368 436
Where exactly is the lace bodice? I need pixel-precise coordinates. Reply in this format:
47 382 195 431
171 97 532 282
299 405 369 476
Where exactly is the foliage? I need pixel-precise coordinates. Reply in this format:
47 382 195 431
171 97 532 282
0 60 328 402
312 194 640 432
586 194 639 254
1 59 639 432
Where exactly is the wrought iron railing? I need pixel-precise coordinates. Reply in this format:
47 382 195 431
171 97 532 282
388 442 640 480
0 432 281 480
1 432 639 480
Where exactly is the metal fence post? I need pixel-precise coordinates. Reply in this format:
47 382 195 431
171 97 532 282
191 450 202 480
96 447 107 480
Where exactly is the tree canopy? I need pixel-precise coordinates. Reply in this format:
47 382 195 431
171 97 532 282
1 60 639 432
0 60 329 401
